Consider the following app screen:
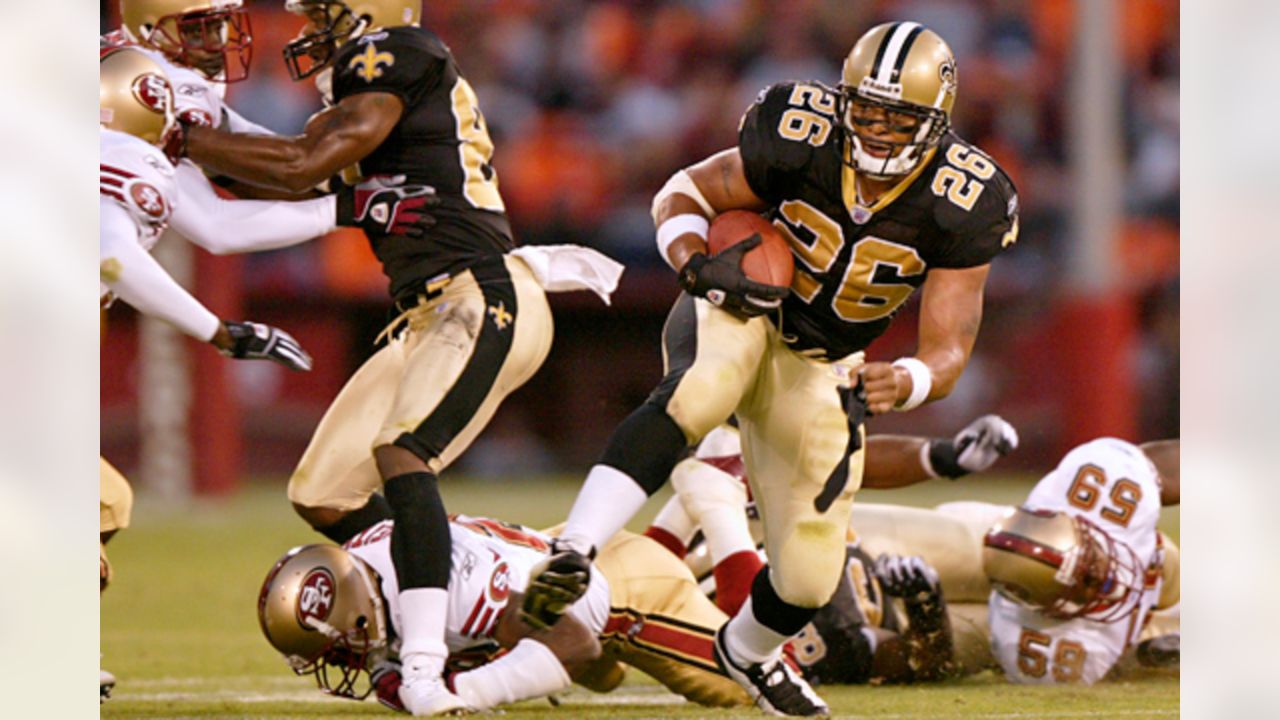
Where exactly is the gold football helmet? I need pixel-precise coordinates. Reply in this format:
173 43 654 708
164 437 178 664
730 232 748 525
120 0 253 82
100 47 177 148
257 544 390 700
282 0 421 80
838 21 957 178
983 507 1143 623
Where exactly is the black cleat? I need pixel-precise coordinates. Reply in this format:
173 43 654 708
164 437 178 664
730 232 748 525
100 669 116 703
714 625 828 717
1136 633 1180 668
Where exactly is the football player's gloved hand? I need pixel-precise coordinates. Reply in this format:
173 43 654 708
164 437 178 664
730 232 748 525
337 175 440 238
520 539 595 630
370 661 408 713
161 119 192 164
219 321 313 372
926 414 1019 479
678 234 789 317
874 554 941 602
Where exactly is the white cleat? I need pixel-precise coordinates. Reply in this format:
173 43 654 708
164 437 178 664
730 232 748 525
399 672 473 716
100 669 116 703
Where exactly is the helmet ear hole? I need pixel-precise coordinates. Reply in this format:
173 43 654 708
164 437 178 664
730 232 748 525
355 615 368 629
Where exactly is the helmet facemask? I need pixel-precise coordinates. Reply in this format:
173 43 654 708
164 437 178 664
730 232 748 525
283 0 366 81
838 86 948 180
140 5 253 82
286 617 385 700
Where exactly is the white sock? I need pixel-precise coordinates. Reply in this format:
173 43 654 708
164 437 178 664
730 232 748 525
701 505 758 565
723 596 790 665
559 464 649 553
398 587 449 672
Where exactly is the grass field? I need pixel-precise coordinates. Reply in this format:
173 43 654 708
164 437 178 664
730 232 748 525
101 475 1179 719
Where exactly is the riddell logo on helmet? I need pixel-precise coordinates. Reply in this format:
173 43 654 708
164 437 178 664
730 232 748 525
296 568 336 628
131 73 171 114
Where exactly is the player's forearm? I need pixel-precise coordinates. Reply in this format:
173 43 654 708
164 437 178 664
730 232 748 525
450 638 571 710
170 162 335 253
653 149 768 271
862 436 932 488
900 595 956 681
186 126 331 193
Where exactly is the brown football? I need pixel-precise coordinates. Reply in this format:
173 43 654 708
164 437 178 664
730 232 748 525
707 211 794 288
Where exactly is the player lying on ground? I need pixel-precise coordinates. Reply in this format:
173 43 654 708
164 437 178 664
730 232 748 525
645 415 1017 685
259 516 760 712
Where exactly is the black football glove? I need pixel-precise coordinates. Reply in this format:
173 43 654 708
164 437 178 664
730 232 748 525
926 414 1019 479
520 539 595 630
677 234 789 317
336 175 440 238
221 321 313 372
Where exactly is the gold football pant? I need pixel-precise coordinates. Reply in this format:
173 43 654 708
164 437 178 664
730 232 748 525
653 295 865 608
288 256 553 511
594 530 750 707
100 457 133 589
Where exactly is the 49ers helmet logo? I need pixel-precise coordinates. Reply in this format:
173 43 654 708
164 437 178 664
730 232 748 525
296 567 336 629
131 72 172 115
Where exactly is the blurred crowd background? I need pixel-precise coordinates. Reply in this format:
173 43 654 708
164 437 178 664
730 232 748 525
100 0 1179 485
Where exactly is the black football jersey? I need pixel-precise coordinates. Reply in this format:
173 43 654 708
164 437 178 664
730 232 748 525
332 27 514 298
739 82 1019 359
791 544 898 685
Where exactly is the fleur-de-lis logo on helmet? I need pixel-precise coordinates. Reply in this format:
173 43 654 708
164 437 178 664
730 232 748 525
938 57 958 94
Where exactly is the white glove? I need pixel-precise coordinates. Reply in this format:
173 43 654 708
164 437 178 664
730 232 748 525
926 414 1018 478
874 554 941 599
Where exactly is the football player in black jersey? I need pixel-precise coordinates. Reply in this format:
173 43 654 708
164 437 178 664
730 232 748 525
524 21 1018 716
180 1 569 714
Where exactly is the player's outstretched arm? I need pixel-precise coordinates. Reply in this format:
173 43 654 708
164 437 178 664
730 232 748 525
448 590 600 710
863 414 1019 488
184 92 404 193
861 263 990 414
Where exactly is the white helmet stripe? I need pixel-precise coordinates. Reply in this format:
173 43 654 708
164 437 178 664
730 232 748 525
874 21 923 85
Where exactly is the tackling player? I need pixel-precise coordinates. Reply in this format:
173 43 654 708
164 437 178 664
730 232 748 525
257 518 754 712
525 21 1018 716
177 1 624 713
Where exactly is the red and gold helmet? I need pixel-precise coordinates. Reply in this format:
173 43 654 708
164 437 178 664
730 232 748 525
983 507 1144 623
100 47 177 148
120 0 253 82
257 544 390 700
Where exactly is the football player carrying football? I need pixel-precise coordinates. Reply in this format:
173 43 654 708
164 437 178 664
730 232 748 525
524 22 1018 716
179 1 623 713
258 517 753 712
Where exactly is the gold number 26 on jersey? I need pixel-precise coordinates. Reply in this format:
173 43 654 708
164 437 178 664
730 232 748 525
931 145 995 211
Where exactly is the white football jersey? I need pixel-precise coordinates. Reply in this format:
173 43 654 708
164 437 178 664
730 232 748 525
100 127 177 255
989 438 1165 684
345 516 610 656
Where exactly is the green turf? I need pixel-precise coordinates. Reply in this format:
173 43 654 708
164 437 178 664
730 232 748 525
101 476 1178 718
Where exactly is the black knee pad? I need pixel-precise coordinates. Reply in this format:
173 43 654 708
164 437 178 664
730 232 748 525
599 403 690 495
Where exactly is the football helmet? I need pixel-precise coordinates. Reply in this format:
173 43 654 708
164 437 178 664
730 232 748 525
120 0 252 82
838 22 957 179
100 47 177 148
257 544 390 700
983 507 1143 623
282 0 421 80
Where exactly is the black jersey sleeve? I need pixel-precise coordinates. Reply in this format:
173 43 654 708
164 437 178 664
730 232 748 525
738 82 826 205
332 28 447 109
929 142 1020 269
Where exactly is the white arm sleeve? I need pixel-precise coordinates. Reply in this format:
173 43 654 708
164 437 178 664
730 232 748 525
168 160 336 255
101 200 221 341
221 105 276 136
451 639 571 710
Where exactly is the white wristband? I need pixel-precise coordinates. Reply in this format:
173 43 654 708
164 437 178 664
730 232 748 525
656 213 709 270
891 357 932 411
